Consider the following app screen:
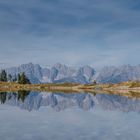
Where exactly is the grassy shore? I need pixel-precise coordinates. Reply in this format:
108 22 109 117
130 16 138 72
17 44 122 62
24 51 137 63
0 81 140 95
0 82 81 92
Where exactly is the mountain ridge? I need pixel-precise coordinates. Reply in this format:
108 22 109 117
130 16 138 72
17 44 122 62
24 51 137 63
4 63 95 84
1 63 140 84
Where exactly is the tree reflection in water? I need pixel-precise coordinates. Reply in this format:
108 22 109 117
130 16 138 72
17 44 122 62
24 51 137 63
0 91 30 104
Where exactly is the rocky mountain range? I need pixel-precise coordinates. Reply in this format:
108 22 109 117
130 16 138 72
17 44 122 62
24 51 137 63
5 63 95 84
96 65 140 83
2 63 140 84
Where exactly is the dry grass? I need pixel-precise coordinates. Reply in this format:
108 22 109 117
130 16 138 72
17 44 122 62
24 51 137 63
0 81 140 95
0 82 80 92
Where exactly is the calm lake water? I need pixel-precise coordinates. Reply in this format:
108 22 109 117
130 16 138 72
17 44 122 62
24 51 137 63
0 91 140 140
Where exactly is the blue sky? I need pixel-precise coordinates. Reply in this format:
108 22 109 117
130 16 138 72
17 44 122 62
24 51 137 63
0 0 140 68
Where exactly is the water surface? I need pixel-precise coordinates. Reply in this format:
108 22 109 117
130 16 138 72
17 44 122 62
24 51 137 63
0 91 140 140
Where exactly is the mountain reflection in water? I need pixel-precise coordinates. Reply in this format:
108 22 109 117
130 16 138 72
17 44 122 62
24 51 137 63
1 91 140 112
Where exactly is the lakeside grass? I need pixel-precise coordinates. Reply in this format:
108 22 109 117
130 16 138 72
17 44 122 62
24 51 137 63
1 81 140 90
0 82 80 92
0 81 140 98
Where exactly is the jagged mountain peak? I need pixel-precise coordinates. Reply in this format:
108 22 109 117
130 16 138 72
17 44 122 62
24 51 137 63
53 63 66 68
5 63 95 84
96 65 140 83
3 63 140 84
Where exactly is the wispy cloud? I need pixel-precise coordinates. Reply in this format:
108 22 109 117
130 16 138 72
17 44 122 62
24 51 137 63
0 0 140 67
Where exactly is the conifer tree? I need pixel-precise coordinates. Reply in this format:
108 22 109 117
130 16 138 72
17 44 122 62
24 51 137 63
8 74 12 82
0 70 7 82
18 72 30 84
17 74 21 83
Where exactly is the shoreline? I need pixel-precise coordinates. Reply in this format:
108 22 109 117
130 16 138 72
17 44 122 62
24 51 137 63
0 81 140 98
0 81 140 91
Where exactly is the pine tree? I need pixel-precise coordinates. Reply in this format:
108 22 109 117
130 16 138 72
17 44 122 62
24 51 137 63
18 72 30 84
0 70 7 82
20 72 26 84
8 74 12 82
18 74 21 83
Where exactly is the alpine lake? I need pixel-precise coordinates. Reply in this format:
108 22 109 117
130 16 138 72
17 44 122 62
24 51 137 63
0 90 140 140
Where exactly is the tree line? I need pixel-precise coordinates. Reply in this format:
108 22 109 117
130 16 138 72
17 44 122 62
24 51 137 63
0 70 30 84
